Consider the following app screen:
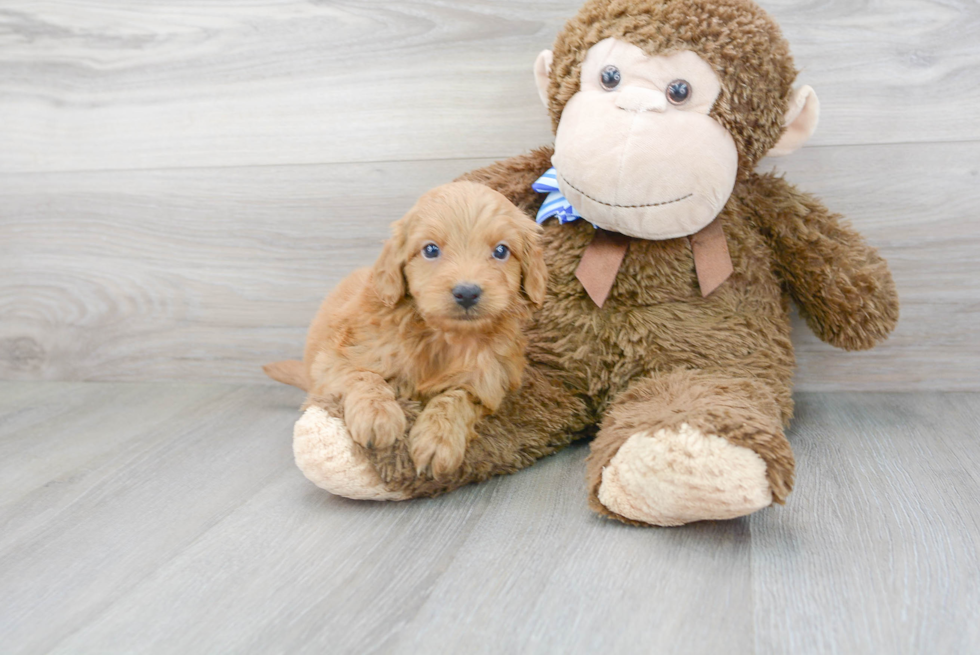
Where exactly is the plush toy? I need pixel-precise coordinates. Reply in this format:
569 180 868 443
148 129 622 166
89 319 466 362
292 0 899 525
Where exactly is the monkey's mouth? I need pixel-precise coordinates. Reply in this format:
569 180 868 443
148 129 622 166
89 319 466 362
559 173 693 209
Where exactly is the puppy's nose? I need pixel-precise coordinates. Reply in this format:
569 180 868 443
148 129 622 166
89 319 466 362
452 284 482 310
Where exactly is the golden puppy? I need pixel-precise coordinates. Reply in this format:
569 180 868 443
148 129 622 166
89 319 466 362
264 181 547 477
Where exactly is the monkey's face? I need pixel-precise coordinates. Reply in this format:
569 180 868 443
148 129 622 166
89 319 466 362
547 38 739 240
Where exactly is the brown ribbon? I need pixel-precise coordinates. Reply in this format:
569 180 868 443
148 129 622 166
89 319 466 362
575 219 733 308
575 229 631 308
689 218 734 298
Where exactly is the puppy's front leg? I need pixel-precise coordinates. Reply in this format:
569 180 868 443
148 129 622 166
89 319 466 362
409 390 482 478
314 369 406 450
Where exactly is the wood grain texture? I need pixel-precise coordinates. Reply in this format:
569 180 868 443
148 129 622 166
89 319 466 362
2 143 978 389
0 157 485 384
0 382 300 653
1 0 977 388
0 382 978 653
0 0 978 173
752 393 980 654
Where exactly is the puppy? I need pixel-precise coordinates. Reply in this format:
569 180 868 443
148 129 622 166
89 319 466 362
264 181 547 477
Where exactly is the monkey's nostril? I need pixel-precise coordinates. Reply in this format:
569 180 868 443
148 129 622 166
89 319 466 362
452 284 482 310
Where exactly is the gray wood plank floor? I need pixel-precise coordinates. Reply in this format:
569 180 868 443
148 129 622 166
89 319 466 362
1 382 978 654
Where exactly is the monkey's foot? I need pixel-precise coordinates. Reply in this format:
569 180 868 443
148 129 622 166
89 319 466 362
293 406 410 501
596 423 772 526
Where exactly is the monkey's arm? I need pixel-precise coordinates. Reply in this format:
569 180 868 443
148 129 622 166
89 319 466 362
747 173 899 351
456 147 555 215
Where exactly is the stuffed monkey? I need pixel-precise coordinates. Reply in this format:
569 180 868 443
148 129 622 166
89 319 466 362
292 0 899 526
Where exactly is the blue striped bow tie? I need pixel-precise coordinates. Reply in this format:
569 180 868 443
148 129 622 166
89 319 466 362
532 168 585 225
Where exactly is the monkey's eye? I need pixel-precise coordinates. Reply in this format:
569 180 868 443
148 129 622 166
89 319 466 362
600 65 622 91
492 244 511 261
422 243 441 260
666 80 692 105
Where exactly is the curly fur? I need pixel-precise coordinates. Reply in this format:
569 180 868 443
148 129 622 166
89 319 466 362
346 0 898 523
268 182 548 478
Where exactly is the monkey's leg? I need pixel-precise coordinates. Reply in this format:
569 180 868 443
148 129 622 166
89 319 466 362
587 369 795 526
293 364 590 500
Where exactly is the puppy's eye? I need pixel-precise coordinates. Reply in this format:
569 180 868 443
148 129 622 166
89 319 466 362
666 79 691 105
600 65 622 91
492 244 510 261
422 243 441 260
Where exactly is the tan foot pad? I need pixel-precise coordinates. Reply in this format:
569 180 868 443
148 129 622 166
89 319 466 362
293 407 409 501
597 423 772 526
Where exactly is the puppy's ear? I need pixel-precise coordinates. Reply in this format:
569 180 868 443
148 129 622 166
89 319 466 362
518 218 548 307
373 214 410 307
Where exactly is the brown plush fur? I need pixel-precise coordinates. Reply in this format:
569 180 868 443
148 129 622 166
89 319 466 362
358 0 899 522
269 182 548 478
586 368 793 523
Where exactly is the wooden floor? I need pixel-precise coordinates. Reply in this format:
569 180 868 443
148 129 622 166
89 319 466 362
1 382 978 654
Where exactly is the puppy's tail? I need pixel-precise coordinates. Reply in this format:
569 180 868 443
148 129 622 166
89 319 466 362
262 360 310 392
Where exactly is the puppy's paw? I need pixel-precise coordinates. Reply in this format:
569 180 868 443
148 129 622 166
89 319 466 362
408 412 469 479
346 397 407 450
409 430 467 479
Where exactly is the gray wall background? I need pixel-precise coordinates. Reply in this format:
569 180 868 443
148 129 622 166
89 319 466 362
1 0 978 390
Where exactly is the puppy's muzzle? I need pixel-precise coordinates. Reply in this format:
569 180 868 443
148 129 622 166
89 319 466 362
452 284 482 310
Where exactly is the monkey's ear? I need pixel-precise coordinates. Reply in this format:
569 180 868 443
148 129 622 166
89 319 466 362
534 50 554 108
372 216 409 307
769 85 821 157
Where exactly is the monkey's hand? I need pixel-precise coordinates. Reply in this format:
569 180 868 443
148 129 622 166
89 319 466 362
749 173 899 351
